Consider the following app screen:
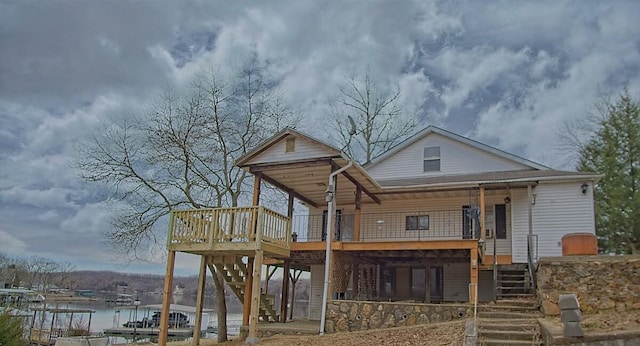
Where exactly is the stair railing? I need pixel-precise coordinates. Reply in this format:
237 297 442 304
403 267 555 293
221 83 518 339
527 234 537 296
492 235 497 300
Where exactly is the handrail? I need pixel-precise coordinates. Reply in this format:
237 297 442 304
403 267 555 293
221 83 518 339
492 233 498 300
527 234 537 296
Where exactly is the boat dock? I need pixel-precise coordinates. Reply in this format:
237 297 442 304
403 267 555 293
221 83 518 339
103 327 194 338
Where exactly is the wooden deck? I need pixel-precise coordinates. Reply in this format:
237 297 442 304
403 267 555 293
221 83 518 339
167 206 292 257
239 319 320 337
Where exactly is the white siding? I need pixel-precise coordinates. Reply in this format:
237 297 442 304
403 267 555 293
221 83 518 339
309 264 324 320
244 136 336 165
367 133 530 180
443 262 470 302
511 182 596 263
531 182 596 259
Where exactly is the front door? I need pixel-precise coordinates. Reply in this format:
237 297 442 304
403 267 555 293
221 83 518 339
495 204 506 239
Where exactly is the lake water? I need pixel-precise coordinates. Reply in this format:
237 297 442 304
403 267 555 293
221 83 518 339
43 293 308 342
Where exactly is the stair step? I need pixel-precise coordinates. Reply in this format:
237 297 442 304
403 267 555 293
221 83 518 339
478 305 540 313
479 330 539 341
478 322 539 331
478 311 539 319
479 339 542 346
497 293 534 297
495 299 538 306
226 281 245 286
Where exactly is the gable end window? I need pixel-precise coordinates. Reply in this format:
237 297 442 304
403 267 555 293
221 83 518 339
423 146 441 172
406 215 429 230
285 138 296 153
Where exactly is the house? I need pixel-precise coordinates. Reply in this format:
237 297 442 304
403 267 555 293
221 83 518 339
160 126 600 341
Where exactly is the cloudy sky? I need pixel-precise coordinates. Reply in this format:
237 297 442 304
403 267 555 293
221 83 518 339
1 1 639 276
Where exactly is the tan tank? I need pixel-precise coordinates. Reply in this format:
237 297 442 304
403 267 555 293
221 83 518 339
562 233 598 256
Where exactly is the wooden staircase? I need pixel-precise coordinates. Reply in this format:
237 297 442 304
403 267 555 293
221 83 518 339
211 256 279 322
496 264 534 299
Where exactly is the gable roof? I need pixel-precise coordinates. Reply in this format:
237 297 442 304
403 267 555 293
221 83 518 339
235 127 344 167
363 125 549 171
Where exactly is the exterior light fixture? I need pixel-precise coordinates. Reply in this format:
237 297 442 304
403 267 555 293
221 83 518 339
581 183 589 194
504 196 511 204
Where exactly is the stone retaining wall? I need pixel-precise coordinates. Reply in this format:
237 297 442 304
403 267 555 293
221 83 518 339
325 300 468 333
537 255 640 315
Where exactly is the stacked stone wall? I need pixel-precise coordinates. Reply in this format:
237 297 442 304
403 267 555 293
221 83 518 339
325 300 468 333
537 255 640 315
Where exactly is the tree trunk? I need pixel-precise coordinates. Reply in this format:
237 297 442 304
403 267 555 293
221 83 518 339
211 266 228 343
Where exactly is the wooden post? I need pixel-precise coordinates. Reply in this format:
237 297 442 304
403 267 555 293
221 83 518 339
480 186 486 243
289 269 302 320
192 255 207 345
470 248 478 304
279 260 291 322
253 175 262 206
242 258 253 326
159 250 176 346
242 174 262 328
354 186 361 242
425 263 431 303
248 250 264 340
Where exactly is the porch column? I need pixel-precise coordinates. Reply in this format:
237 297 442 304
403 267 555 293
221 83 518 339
253 174 262 205
248 250 264 340
242 259 253 326
480 186 486 243
280 260 291 322
354 186 361 242
192 255 208 345
470 248 479 304
159 250 176 346
243 174 262 326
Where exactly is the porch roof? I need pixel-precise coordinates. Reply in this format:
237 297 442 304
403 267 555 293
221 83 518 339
377 169 602 190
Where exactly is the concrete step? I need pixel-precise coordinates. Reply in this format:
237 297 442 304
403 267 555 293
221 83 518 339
494 299 538 307
477 305 540 314
497 293 534 298
479 329 539 342
477 321 539 331
479 339 542 346
478 311 540 319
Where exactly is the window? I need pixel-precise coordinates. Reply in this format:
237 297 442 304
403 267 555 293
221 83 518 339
423 146 440 172
285 138 296 152
406 215 429 230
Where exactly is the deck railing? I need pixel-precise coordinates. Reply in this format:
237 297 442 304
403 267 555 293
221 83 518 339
291 209 479 242
168 206 291 250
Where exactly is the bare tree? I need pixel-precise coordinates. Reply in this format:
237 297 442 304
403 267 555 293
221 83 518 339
78 62 298 341
330 69 419 163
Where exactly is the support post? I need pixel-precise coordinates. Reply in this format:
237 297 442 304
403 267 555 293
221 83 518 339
351 258 359 300
354 186 361 242
242 258 254 326
192 255 207 345
289 269 302 321
248 250 264 340
252 175 262 206
159 250 176 346
280 260 291 322
480 186 485 243
470 248 478 304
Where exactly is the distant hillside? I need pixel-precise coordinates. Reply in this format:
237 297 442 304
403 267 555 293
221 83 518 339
67 270 309 303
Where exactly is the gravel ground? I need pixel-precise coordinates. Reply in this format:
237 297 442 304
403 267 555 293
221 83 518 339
164 320 466 346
